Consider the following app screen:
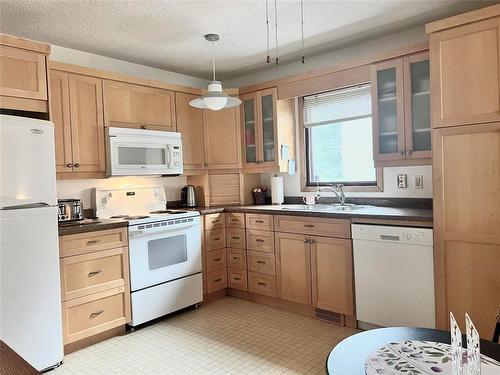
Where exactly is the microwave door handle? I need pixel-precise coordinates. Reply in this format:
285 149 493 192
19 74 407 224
166 145 172 168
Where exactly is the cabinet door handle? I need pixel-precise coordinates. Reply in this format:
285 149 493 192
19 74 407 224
231 219 239 222
66 163 72 168
74 163 80 168
256 161 263 164
255 220 264 223
256 260 266 264
214 278 222 283
212 220 219 223
232 236 240 240
141 125 147 129
88 270 102 277
256 238 265 243
213 237 220 241
399 150 404 155
89 310 104 319
303 239 309 243
233 277 241 281
232 256 241 261
309 239 316 244
304 224 314 228
257 282 267 286
86 240 100 245
213 258 221 262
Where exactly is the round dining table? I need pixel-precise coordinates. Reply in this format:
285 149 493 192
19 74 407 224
326 327 500 374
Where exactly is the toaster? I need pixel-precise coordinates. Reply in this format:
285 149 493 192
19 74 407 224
58 198 84 222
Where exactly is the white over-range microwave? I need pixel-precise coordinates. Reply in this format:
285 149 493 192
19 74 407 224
106 127 183 176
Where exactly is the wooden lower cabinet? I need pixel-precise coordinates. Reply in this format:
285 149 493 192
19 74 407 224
248 272 276 297
310 236 354 316
275 232 312 305
204 228 226 251
226 228 245 249
246 229 274 253
62 286 130 345
228 268 248 291
247 250 275 275
227 248 246 270
59 228 131 348
206 269 227 294
206 248 226 272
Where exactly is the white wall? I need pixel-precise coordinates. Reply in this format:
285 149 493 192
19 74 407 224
57 176 186 209
225 26 426 88
52 45 202 207
50 45 207 88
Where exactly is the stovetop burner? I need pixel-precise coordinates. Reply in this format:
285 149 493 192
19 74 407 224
111 215 150 220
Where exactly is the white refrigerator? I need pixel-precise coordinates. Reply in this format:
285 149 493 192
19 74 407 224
0 114 64 371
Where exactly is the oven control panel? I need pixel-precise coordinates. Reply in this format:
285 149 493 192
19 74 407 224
129 215 201 236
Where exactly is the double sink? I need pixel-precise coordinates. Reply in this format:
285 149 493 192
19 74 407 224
279 204 365 212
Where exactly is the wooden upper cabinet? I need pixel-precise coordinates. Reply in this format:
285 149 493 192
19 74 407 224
428 15 500 128
310 236 354 316
175 92 205 171
49 70 72 172
103 80 176 131
0 34 50 113
240 88 296 173
371 52 431 166
49 69 105 176
433 122 500 339
275 232 312 305
203 106 241 169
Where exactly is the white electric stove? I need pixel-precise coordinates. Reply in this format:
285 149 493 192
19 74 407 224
92 186 202 327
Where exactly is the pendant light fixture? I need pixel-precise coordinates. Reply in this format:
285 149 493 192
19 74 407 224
189 34 241 111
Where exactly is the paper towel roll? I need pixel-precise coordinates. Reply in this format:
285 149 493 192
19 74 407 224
271 176 284 205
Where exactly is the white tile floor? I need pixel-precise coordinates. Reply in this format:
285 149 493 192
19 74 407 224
53 297 358 374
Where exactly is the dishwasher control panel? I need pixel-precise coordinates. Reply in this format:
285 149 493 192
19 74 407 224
351 224 433 246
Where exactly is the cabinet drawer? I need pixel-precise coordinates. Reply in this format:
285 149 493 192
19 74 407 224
246 214 274 231
205 228 226 251
226 228 246 249
226 213 245 228
274 215 350 238
227 248 247 270
206 269 227 294
246 229 274 253
206 248 226 272
60 247 129 301
204 213 225 231
60 228 128 257
247 250 275 275
228 268 247 291
248 272 276 297
62 286 130 344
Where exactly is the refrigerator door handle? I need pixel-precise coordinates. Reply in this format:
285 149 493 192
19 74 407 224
1 202 53 210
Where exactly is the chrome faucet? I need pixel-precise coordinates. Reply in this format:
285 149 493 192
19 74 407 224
318 184 346 205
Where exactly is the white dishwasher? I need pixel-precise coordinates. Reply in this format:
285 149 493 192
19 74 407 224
352 224 435 329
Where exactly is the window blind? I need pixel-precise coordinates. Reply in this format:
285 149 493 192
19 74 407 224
303 84 371 128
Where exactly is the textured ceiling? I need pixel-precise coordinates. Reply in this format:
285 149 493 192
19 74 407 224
0 0 494 80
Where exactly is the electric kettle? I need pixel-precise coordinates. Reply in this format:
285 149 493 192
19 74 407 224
180 185 197 207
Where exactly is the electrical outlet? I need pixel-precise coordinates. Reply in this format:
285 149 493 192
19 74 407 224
397 174 407 188
414 175 424 189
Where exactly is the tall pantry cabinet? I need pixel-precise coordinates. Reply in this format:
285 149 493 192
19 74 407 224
426 4 500 339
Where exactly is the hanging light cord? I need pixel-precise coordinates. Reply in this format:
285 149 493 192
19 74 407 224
301 0 305 64
266 0 270 63
211 40 216 82
275 0 279 65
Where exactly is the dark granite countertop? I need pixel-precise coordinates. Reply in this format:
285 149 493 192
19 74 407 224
188 204 432 224
58 218 128 236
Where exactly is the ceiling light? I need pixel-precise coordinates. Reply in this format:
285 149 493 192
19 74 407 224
189 34 241 111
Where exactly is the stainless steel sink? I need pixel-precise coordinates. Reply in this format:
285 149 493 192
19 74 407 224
279 204 364 212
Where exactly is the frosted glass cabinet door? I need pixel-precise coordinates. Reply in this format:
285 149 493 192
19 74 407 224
242 96 257 164
260 90 276 163
371 59 405 163
404 52 431 159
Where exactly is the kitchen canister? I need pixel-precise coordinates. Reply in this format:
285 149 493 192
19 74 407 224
271 175 284 205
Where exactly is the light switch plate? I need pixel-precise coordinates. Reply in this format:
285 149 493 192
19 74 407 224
414 175 424 189
397 174 407 188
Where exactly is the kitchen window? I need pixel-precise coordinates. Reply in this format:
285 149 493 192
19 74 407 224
303 84 382 191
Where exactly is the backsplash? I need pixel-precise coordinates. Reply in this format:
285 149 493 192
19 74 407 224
56 176 187 209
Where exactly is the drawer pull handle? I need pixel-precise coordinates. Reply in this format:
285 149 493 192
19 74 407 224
233 256 240 260
303 239 309 243
232 236 240 240
257 260 266 264
256 239 265 243
214 278 222 282
213 237 220 241
86 240 100 245
89 310 104 319
231 219 239 222
304 224 315 228
88 270 102 277
212 220 219 223
255 220 265 223
257 282 267 286
213 258 221 262
234 277 241 281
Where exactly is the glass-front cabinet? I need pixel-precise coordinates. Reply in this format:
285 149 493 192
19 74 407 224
240 88 280 169
371 51 431 166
